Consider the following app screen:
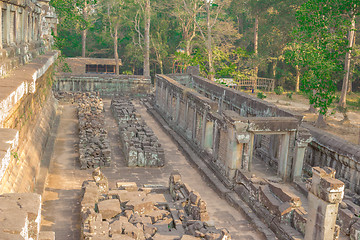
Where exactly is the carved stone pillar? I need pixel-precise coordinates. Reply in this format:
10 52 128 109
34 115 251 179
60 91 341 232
304 167 344 240
293 128 312 181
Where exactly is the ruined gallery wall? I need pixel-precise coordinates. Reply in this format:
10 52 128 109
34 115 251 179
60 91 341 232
0 0 56 78
0 51 59 193
303 123 360 194
54 74 152 96
155 74 245 183
190 75 302 120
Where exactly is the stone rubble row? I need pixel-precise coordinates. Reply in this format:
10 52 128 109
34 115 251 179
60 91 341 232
80 168 231 240
74 92 111 169
111 97 164 167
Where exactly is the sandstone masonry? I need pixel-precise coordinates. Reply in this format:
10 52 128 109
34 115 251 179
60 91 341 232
111 97 165 167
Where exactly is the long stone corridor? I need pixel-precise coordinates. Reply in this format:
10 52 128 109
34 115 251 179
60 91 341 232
40 99 266 240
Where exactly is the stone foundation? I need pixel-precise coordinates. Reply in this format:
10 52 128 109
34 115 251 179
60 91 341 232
111 97 164 167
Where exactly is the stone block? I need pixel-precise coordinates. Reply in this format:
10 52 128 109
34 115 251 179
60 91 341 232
0 193 42 240
146 209 169 223
126 200 155 215
111 234 135 240
181 235 199 240
39 231 56 240
116 182 138 192
338 208 357 235
143 193 167 204
109 216 129 235
0 208 28 240
153 217 174 232
143 223 157 237
258 185 281 218
117 191 146 203
97 199 121 219
122 221 145 240
268 183 301 207
292 207 307 235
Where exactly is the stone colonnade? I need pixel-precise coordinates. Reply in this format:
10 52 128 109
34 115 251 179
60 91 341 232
155 74 312 182
0 0 56 49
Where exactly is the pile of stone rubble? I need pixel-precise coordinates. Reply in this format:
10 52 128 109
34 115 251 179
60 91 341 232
76 92 111 169
111 97 164 167
80 168 231 240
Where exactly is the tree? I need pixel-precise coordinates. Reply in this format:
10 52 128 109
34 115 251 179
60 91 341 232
339 1 360 109
99 0 129 74
291 0 349 127
143 0 151 76
182 0 237 80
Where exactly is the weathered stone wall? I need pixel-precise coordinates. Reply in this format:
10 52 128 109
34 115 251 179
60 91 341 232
155 74 306 184
170 74 302 120
303 123 360 194
54 74 152 97
111 97 165 167
0 0 56 78
0 51 58 193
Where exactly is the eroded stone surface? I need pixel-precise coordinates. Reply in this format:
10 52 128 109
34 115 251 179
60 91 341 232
80 169 231 240
111 97 165 167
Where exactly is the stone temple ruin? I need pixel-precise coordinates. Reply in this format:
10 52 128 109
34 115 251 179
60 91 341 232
0 0 360 239
80 168 230 240
111 97 165 167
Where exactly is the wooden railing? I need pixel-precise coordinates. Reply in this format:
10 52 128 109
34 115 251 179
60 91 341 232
216 77 275 91
234 77 275 91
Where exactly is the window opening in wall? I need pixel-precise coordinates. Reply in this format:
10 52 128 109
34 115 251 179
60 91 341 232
2 9 6 46
28 14 31 41
86 64 115 74
10 11 15 44
34 16 38 40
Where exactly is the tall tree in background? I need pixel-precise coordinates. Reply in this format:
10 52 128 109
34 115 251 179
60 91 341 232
82 0 88 57
143 0 151 76
339 1 359 109
183 0 234 81
100 0 128 74
292 0 349 127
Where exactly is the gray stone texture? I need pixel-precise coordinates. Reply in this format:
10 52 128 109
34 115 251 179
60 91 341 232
79 169 231 239
58 92 112 169
111 97 165 167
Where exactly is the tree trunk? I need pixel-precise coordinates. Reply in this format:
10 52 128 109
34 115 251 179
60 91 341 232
295 65 300 92
114 26 119 75
143 0 151 76
315 112 327 128
348 32 356 93
272 60 276 78
206 3 214 81
307 90 317 113
339 16 356 108
82 0 87 58
253 15 259 90
82 29 87 57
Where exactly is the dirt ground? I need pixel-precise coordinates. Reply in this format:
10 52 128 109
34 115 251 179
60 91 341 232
258 92 360 145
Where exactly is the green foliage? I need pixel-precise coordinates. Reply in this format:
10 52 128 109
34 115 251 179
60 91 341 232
274 86 284 95
257 92 267 99
287 0 353 116
286 92 293 99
